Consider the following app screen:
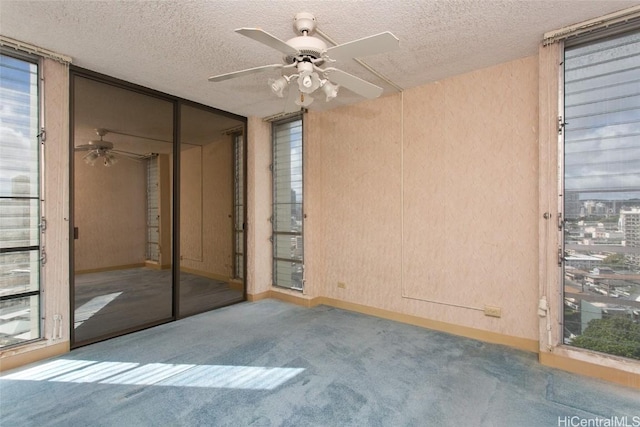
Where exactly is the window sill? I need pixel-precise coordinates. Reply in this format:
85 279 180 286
540 345 640 389
0 339 69 372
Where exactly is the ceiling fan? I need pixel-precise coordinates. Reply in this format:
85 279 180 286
208 12 399 113
74 129 151 167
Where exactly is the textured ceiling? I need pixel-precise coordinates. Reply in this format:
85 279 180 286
1 0 639 119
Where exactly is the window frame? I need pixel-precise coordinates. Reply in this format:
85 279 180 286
271 116 304 291
233 132 245 280
559 28 640 360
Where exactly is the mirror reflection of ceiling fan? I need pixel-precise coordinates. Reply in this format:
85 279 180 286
208 12 400 113
74 129 155 167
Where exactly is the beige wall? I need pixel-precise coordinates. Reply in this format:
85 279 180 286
157 154 172 268
246 116 272 296
305 56 540 342
180 137 234 278
73 151 147 272
305 95 402 305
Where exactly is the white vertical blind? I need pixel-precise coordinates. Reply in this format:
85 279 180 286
564 31 640 196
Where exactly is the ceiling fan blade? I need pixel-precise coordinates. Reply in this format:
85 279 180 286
111 150 147 161
74 144 94 152
235 28 299 56
284 84 301 114
209 64 284 82
325 31 399 61
74 141 113 151
323 68 383 99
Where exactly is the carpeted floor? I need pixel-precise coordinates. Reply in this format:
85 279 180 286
1 299 639 426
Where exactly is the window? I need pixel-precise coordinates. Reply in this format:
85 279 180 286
562 30 640 360
146 155 160 263
0 51 41 347
272 118 303 290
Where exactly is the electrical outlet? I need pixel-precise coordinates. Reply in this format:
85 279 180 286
484 305 501 318
337 281 346 289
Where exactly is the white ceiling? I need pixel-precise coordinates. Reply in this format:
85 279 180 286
1 0 639 119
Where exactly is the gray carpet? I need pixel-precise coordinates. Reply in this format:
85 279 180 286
1 299 639 426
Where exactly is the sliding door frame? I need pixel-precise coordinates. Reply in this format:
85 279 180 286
69 66 247 348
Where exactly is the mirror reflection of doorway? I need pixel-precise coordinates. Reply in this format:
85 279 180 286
72 76 174 345
71 72 246 347
178 104 245 317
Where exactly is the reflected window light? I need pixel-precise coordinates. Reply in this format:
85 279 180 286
74 292 122 329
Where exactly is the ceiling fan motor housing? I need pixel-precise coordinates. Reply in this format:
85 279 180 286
285 35 327 64
86 139 114 150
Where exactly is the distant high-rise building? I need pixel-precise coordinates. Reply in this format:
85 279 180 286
620 208 640 266
565 191 581 219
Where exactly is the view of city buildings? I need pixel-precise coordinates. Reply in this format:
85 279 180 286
563 195 640 351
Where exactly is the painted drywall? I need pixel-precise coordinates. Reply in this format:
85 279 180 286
246 116 272 296
305 56 539 341
43 58 71 344
305 94 403 306
180 137 234 278
73 151 147 272
157 154 172 268
180 145 203 262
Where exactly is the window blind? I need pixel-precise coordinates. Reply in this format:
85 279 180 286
564 30 640 196
272 118 303 290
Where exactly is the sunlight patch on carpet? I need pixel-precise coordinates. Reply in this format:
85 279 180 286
2 358 304 390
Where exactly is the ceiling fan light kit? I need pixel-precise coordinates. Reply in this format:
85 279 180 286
83 149 118 167
208 12 399 113
75 128 150 167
